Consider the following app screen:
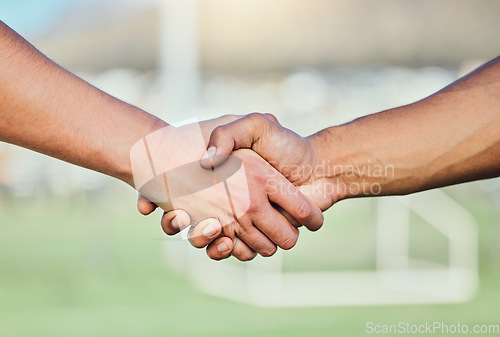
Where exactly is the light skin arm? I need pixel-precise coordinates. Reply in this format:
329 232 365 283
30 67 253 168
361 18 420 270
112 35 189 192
155 56 499 260
0 21 323 261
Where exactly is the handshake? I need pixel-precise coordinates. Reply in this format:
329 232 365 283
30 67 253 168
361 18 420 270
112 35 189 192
0 20 497 262
133 113 335 261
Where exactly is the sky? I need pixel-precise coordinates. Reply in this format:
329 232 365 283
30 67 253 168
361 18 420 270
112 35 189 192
0 0 155 38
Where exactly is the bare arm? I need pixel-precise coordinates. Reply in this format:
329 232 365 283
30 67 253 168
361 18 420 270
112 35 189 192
0 21 166 186
309 56 500 199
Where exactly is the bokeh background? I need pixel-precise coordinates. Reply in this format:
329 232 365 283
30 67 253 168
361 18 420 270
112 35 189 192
0 0 499 336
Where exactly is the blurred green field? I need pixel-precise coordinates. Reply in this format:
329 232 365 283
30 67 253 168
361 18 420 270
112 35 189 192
0 182 499 337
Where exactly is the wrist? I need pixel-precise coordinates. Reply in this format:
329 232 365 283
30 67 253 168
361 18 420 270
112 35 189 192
307 121 398 200
306 126 352 202
107 105 169 187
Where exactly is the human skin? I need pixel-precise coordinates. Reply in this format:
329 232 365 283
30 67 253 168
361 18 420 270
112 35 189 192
151 56 500 260
132 120 324 260
0 21 324 261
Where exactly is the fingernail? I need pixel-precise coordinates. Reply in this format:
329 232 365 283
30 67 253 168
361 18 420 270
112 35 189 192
202 146 217 163
207 146 216 157
217 242 229 253
202 224 217 238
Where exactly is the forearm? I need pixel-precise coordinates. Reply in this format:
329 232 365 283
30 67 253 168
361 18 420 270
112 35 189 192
0 21 167 186
309 56 500 199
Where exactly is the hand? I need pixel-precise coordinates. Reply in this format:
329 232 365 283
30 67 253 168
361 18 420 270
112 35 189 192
134 116 324 261
202 113 340 210
152 113 339 260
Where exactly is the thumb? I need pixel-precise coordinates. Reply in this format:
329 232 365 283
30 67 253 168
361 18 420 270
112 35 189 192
263 113 281 125
200 113 271 169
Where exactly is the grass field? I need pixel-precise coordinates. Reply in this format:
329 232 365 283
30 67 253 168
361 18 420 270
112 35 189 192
0 182 499 337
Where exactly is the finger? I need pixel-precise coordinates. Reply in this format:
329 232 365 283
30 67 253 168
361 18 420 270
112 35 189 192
235 218 278 257
271 202 302 228
137 194 158 215
262 113 280 125
267 174 324 231
231 237 257 261
200 113 272 168
205 235 256 261
206 236 234 260
161 210 191 236
187 218 223 248
253 204 299 250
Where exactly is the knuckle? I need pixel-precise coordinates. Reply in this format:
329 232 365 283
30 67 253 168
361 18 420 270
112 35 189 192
264 112 277 121
211 125 226 138
253 173 267 185
226 113 240 120
246 200 261 214
279 234 298 250
248 169 267 184
295 200 313 221
247 113 269 135
247 112 265 121
247 113 270 127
